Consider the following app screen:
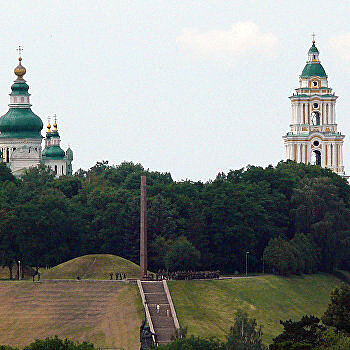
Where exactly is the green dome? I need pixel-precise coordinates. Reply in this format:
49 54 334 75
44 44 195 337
308 43 319 54
10 82 30 96
0 108 43 138
301 62 327 78
42 145 65 159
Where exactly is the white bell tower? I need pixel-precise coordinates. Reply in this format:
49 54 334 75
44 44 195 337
283 38 345 176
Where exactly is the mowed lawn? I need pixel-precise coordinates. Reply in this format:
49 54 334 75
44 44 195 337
0 280 143 349
168 274 342 344
41 254 142 280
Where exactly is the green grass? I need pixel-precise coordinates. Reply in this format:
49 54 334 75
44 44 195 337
41 254 142 280
168 274 342 344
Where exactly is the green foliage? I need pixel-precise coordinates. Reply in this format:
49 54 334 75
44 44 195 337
226 309 266 349
322 283 350 334
270 342 313 350
271 315 324 347
23 336 94 350
0 159 350 277
0 346 18 350
316 327 350 350
155 336 224 350
0 163 16 183
165 236 201 271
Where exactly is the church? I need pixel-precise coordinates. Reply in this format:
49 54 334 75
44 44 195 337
0 53 73 177
283 38 345 176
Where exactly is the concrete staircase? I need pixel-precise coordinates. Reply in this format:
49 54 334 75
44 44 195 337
140 281 178 346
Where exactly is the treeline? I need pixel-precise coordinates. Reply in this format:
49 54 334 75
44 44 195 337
0 159 349 277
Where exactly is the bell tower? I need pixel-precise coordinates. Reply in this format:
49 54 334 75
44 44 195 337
283 38 345 176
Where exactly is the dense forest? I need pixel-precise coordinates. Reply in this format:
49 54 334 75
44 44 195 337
0 160 349 278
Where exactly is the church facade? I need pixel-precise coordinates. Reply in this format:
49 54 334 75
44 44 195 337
283 40 345 176
0 55 72 177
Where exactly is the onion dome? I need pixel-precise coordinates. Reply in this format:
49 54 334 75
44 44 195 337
42 116 65 160
300 40 327 78
308 41 319 54
42 145 65 159
0 56 43 139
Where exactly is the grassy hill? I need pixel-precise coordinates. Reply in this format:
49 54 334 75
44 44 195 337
168 274 342 344
0 280 143 349
41 254 141 280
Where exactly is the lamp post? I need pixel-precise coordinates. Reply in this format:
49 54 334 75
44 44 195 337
245 251 250 276
18 260 21 281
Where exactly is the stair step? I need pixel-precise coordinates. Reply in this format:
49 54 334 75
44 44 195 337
145 294 168 304
141 282 164 293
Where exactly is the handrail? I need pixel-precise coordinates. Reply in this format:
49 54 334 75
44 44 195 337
162 280 180 329
137 280 157 346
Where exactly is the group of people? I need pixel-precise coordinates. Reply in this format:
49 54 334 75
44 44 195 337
154 270 220 280
109 272 127 280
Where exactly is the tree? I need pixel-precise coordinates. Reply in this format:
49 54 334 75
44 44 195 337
155 335 224 350
164 236 200 271
322 283 350 334
226 309 266 350
0 163 16 183
23 336 94 350
316 327 350 350
271 315 325 347
263 237 297 276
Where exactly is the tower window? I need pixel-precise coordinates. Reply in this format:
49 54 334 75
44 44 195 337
313 103 318 109
313 140 319 147
54 165 57 174
311 111 320 125
21 97 24 102
313 55 316 60
313 81 318 87
311 150 321 166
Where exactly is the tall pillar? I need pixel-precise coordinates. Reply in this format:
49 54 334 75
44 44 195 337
140 175 147 279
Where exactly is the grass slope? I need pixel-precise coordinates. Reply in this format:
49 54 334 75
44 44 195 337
0 280 144 349
41 254 141 280
168 274 342 344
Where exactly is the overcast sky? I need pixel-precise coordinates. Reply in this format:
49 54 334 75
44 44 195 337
0 1 350 181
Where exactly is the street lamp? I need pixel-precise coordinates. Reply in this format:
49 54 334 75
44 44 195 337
245 251 250 276
18 260 21 281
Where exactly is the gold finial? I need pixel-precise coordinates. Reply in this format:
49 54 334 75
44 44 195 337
53 114 58 131
47 117 51 133
312 32 316 44
14 45 26 79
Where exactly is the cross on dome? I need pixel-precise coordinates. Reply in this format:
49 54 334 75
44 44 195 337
16 45 23 58
312 32 316 43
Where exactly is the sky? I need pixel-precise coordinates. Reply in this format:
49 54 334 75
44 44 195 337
0 1 350 181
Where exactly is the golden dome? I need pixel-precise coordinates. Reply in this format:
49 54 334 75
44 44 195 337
14 57 26 79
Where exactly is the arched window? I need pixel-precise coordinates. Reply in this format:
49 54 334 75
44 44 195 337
21 97 24 102
311 111 320 125
311 150 321 166
62 165 64 174
54 165 57 174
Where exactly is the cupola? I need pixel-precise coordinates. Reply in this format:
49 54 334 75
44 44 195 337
0 54 43 138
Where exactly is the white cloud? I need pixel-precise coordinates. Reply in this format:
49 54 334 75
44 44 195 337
177 21 279 59
329 33 350 60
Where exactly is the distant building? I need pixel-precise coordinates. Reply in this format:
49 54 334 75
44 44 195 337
283 39 345 176
0 55 73 176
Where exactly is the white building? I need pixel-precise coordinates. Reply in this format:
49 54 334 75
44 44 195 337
283 39 345 176
0 56 73 176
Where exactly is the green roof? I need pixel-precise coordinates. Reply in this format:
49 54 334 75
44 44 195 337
66 147 73 161
308 43 319 54
42 145 65 159
0 108 43 138
10 82 30 96
301 62 327 78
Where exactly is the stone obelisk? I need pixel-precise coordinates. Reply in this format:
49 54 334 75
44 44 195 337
140 175 147 279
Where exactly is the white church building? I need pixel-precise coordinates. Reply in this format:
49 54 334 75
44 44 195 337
0 54 73 177
283 39 345 176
